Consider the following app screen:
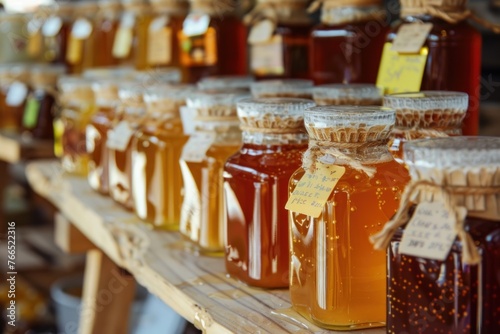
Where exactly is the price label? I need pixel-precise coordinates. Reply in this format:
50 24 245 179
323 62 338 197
248 19 274 44
251 35 284 76
148 16 172 65
42 16 63 37
285 163 345 218
391 23 433 54
23 97 40 129
180 106 197 135
66 37 83 64
183 14 210 36
6 82 28 107
376 42 428 95
107 121 135 151
112 13 135 58
399 202 461 261
181 132 216 163
71 18 93 39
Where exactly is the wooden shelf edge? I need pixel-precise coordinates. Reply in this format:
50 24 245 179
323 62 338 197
0 133 54 163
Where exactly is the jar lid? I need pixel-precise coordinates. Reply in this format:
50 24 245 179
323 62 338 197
73 0 100 14
83 66 135 80
187 89 250 118
133 68 182 86
383 91 468 129
198 75 255 90
305 105 395 142
404 136 500 169
31 64 66 87
313 84 381 106
251 79 313 98
58 75 94 105
237 98 315 131
144 84 196 103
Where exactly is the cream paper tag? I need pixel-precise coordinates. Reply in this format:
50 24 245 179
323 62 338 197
391 23 433 54
107 121 135 151
147 15 172 65
183 14 210 37
42 16 63 37
181 132 216 163
6 81 28 107
71 18 93 39
180 106 197 135
250 35 285 76
113 13 135 58
285 163 345 218
248 19 274 44
399 202 458 261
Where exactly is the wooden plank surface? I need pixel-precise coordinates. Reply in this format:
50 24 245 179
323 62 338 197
0 132 54 163
26 160 386 334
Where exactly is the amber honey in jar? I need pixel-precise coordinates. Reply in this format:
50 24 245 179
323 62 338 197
179 90 248 255
132 84 194 230
313 84 381 106
57 76 95 175
0 64 30 133
178 0 248 83
108 83 147 210
22 65 66 140
245 0 312 80
287 106 410 329
93 0 122 67
66 1 98 74
250 79 313 99
197 75 255 91
42 2 74 64
383 91 468 163
224 98 315 288
370 136 500 334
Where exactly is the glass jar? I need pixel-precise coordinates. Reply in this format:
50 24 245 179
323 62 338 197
387 0 482 135
93 0 122 67
57 76 95 175
132 84 194 229
246 0 312 80
0 64 30 133
108 83 147 210
86 79 122 195
313 84 382 106
197 75 255 91
309 0 387 84
224 98 315 288
132 67 182 86
371 137 500 334
42 1 74 64
179 0 248 82
0 12 31 63
384 91 468 163
22 65 66 140
26 6 51 61
179 90 248 255
66 1 99 74
112 0 152 70
287 106 410 330
251 79 313 99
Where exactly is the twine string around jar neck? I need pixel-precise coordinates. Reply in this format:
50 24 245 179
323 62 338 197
370 180 500 265
244 0 310 27
392 127 454 140
303 139 390 178
400 0 500 32
239 125 305 134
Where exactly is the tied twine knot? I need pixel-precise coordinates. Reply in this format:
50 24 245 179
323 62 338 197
370 180 500 265
303 139 389 178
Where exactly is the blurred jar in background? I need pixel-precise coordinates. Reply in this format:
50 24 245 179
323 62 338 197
93 0 122 67
26 5 52 61
251 79 313 99
0 64 31 133
42 1 74 64
197 75 255 91
312 84 382 106
0 12 31 63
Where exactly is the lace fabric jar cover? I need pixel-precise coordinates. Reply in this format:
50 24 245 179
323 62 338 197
251 79 313 99
312 83 381 106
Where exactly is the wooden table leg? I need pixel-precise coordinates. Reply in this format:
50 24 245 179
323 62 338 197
79 249 136 334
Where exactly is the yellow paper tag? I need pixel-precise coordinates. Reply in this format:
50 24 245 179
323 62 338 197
148 27 172 65
251 35 284 76
112 27 133 58
66 36 83 64
28 31 43 57
391 23 433 54
376 42 428 95
285 164 345 218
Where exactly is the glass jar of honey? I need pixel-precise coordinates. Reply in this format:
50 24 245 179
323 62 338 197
179 89 248 255
371 136 500 334
113 0 152 70
22 65 66 140
86 79 122 195
287 106 410 330
42 1 74 64
108 83 147 210
57 76 95 174
224 98 315 288
26 6 51 61
309 0 387 84
384 91 468 163
93 0 122 67
197 75 255 91
245 0 312 80
251 79 313 99
0 64 30 133
66 1 99 74
132 84 194 230
313 84 382 106
179 0 248 82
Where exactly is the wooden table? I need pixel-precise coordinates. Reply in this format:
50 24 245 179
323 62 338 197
26 160 385 334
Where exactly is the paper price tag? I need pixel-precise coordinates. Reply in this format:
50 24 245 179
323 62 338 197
285 164 345 218
248 19 274 44
183 14 210 37
148 26 172 65
376 42 428 95
120 12 136 29
180 106 197 135
149 15 169 32
42 16 63 37
23 97 40 129
251 35 285 76
106 121 135 151
181 132 216 163
399 202 459 261
71 18 93 39
112 27 133 58
391 23 433 54
6 81 28 107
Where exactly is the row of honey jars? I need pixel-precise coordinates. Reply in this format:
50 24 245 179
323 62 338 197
371 136 500 333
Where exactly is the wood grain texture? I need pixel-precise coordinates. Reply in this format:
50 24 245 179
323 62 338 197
55 212 95 253
26 160 386 334
0 132 54 163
